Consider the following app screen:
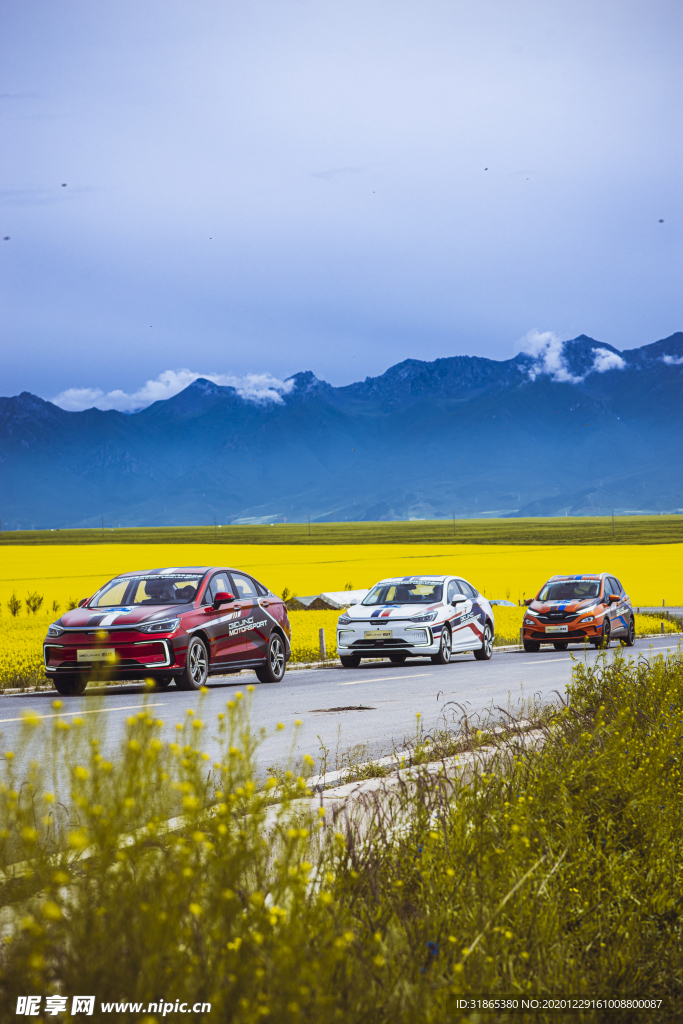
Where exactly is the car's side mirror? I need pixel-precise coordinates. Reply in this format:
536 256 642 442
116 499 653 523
608 594 620 604
450 594 467 606
524 599 533 606
213 591 234 610
78 598 88 607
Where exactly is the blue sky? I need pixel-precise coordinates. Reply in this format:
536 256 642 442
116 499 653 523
1 0 681 409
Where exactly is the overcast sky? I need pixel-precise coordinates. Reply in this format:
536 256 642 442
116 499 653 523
1 0 681 409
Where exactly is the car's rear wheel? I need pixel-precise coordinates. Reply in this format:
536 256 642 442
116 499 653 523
431 626 452 665
552 642 568 651
255 634 286 683
523 640 541 652
474 623 493 661
389 652 407 664
52 674 87 696
176 636 209 690
340 655 362 668
622 616 636 647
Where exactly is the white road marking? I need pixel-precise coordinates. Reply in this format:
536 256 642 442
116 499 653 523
339 672 431 685
0 702 167 724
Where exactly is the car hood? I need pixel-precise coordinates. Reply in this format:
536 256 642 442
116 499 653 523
530 599 599 614
342 603 443 621
55 604 191 628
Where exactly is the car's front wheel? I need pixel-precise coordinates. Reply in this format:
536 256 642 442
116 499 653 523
552 642 568 651
152 674 173 689
593 619 611 649
621 616 636 647
389 652 407 664
523 640 540 652
52 674 87 696
176 636 209 690
431 626 452 664
255 634 286 683
474 623 493 661
340 655 362 668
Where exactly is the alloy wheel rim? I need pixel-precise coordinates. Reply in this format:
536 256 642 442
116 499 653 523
190 642 207 683
485 627 493 654
443 630 451 661
270 638 285 676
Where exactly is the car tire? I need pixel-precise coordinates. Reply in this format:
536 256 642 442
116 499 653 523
431 625 452 665
176 636 209 690
596 620 611 649
340 655 362 668
52 674 87 696
389 652 408 664
474 623 493 661
622 616 636 647
255 634 286 683
552 642 568 651
523 640 541 653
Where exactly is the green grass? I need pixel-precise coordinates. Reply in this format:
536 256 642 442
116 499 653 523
2 649 683 1021
2 513 682 546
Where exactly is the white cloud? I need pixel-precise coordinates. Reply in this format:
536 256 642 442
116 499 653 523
521 329 582 383
591 348 625 372
662 354 683 366
50 369 294 412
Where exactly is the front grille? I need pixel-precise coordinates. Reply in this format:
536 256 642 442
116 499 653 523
530 630 592 641
350 639 416 649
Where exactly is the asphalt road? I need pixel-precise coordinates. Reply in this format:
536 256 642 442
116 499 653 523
1 636 680 789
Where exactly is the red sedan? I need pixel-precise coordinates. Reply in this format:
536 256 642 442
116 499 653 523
43 566 291 695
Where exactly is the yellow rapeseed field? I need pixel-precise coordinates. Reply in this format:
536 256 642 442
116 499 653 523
0 542 681 686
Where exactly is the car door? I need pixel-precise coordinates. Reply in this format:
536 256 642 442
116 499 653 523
449 579 475 649
222 572 268 664
201 572 239 666
608 576 626 634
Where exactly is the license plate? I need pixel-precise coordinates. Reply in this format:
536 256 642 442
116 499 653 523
364 630 393 639
545 625 568 634
77 648 116 662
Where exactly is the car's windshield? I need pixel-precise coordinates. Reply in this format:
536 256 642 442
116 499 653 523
538 580 600 602
90 574 204 607
362 581 443 606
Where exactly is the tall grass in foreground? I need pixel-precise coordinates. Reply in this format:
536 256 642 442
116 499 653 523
1 651 683 1021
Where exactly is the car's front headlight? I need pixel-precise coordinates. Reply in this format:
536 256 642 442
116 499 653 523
47 623 64 638
338 614 352 626
524 618 536 626
579 615 595 623
410 610 437 623
137 618 181 634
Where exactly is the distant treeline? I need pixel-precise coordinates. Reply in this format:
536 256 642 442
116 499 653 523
0 515 682 546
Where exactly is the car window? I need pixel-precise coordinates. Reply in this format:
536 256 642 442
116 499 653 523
609 577 623 595
205 574 232 604
253 578 269 596
363 581 443 605
457 580 476 598
230 573 258 600
603 577 614 597
91 574 202 607
446 580 461 603
538 580 600 601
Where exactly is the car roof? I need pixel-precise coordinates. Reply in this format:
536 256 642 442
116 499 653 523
114 566 232 579
545 573 608 582
374 575 452 584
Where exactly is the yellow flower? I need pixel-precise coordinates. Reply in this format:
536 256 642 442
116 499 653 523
189 903 202 916
41 901 62 921
74 766 89 780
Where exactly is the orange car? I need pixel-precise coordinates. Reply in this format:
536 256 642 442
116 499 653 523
522 572 635 652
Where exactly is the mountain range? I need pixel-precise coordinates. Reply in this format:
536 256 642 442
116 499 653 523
1 332 682 528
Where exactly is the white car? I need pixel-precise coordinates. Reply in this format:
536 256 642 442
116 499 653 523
336 574 495 667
